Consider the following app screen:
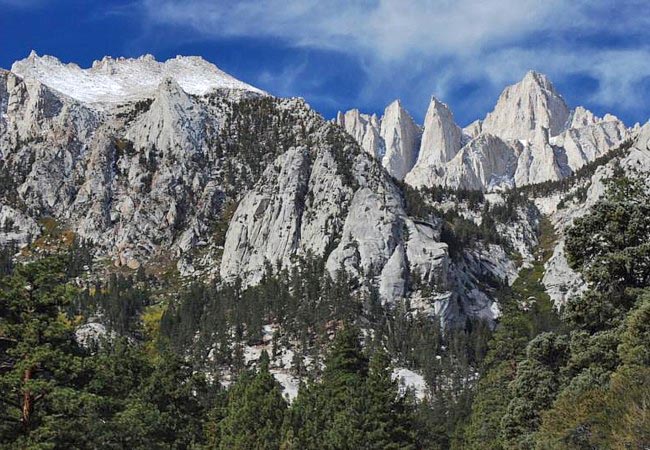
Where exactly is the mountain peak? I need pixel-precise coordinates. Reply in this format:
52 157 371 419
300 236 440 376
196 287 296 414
335 108 383 158
10 52 265 105
427 96 452 112
156 76 185 96
521 70 559 95
381 99 420 180
404 95 462 187
386 99 403 109
481 70 569 140
384 99 414 120
523 69 548 83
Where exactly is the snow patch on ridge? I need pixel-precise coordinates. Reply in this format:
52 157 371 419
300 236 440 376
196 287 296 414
10 51 265 105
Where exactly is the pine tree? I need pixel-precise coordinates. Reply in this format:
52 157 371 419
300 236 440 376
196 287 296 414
211 350 287 449
0 255 84 444
365 348 416 450
288 326 369 449
500 332 569 448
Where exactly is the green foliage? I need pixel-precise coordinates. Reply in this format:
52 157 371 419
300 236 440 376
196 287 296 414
500 333 569 448
73 273 151 336
462 216 562 449
365 349 417 450
565 177 650 290
400 183 485 219
0 253 215 449
0 244 16 276
10 170 650 449
401 184 534 260
115 98 154 123
213 97 318 196
284 327 417 450
80 340 213 449
535 362 650 450
619 292 650 366
160 248 496 449
0 254 82 442
209 350 287 449
530 176 650 449
160 255 360 371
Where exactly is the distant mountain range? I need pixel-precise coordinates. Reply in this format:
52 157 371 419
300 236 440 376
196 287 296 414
337 70 636 190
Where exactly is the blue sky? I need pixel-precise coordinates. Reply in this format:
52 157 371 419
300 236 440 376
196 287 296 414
2 0 650 126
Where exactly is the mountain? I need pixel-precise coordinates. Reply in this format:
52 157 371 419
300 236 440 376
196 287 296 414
11 51 264 105
404 96 462 187
335 101 421 180
2 51 650 449
339 71 631 191
335 109 383 158
380 100 421 180
1 53 645 325
481 70 570 141
0 52 509 328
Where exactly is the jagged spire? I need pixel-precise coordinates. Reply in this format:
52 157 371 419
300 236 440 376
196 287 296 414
380 99 420 180
416 96 461 166
482 71 570 140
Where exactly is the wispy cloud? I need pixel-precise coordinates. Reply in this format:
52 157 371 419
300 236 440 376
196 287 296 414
139 0 650 123
142 0 567 59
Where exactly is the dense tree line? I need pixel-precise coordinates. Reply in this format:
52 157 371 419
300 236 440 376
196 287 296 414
211 97 318 197
203 328 421 450
3 173 648 448
461 176 650 449
0 254 215 449
0 252 466 449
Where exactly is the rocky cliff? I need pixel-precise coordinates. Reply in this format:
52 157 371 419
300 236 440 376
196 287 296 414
2 52 649 331
0 52 514 328
339 71 631 192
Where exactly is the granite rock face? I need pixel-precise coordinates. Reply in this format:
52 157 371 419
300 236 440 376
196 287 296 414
553 112 629 172
4 52 648 330
335 109 383 158
404 97 462 188
482 71 570 141
335 101 420 180
380 100 421 181
541 123 650 307
1 53 507 328
338 71 630 192
219 122 453 308
429 133 517 191
1 53 288 270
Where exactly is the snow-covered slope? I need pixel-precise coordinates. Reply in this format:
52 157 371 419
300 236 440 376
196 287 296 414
10 51 264 105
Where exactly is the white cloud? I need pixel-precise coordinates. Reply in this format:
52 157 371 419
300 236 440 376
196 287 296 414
143 0 567 59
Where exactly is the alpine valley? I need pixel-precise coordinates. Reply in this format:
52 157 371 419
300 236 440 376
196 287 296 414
1 52 649 449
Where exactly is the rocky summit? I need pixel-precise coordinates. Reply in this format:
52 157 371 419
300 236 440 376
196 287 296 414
342 70 633 192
